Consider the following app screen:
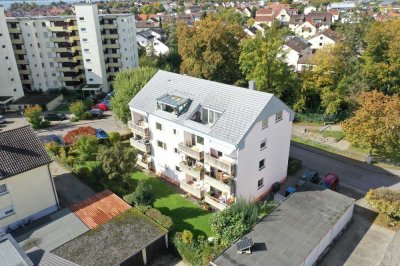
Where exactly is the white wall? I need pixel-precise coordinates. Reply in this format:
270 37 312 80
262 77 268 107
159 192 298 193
117 15 139 69
236 107 292 200
293 22 318 38
283 46 300 69
308 34 335 49
0 7 24 100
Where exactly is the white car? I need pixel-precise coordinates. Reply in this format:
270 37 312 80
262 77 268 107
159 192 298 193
0 115 6 124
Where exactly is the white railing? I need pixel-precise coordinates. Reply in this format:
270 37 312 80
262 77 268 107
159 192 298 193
128 121 149 137
130 138 150 153
205 194 228 210
204 153 236 175
204 175 233 194
178 143 203 160
180 181 204 199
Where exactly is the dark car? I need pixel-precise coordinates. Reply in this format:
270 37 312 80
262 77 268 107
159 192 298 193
0 115 6 124
296 170 320 187
44 113 67 121
86 109 103 119
320 173 339 191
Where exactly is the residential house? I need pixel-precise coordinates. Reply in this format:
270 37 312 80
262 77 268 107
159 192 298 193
236 7 252 17
244 24 265 38
304 5 317 15
137 29 169 57
308 28 339 49
289 12 333 38
329 9 340 21
283 36 313 71
128 71 294 210
255 4 298 26
379 1 400 13
185 4 201 14
0 126 59 232
327 1 356 12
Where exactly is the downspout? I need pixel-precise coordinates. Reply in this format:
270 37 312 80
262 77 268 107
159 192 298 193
48 164 60 210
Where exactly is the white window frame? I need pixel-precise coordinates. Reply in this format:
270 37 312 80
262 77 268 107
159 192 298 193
260 139 267 151
157 140 166 150
0 206 14 220
257 178 264 189
201 107 222 124
156 122 162 131
0 184 8 196
259 159 265 170
275 111 283 123
262 118 268 129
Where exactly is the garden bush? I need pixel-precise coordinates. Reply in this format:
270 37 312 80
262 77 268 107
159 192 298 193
135 205 151 213
182 230 193 244
108 132 121 144
64 126 96 145
24 106 51 129
74 136 99 161
132 179 156 206
288 157 302 175
69 100 86 120
157 215 173 230
123 193 135 205
119 131 133 141
145 208 162 220
366 188 400 226
45 141 61 157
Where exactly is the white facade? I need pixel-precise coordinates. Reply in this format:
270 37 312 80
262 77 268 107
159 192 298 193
0 4 139 93
293 21 319 39
0 6 24 100
308 33 336 49
304 6 317 15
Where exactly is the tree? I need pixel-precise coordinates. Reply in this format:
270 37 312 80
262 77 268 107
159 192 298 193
215 8 246 25
24 106 43 129
132 179 156 206
63 126 96 145
177 16 245 84
366 188 400 226
96 142 137 182
342 91 400 154
69 100 86 120
239 27 298 102
111 67 157 123
74 136 99 161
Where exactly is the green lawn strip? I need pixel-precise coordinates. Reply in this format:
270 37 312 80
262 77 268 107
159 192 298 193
130 171 212 237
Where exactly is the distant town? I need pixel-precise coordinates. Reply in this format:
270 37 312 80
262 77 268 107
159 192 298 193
0 0 399 266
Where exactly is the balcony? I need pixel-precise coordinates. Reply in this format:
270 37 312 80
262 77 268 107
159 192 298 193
103 34 119 39
58 75 82 82
205 194 228 210
18 69 31 75
130 137 151 153
106 62 122 68
50 37 68 42
21 80 33 84
104 43 120 49
204 153 236 175
14 49 26 55
204 174 233 194
68 25 78 31
11 39 23 44
102 24 117 29
137 154 152 170
71 46 82 52
52 47 69 53
48 26 68 32
128 121 149 138
54 57 70 63
69 36 80 42
179 161 204 179
16 59 28 64
180 181 205 199
73 55 83 62
178 143 203 160
105 53 121 58
8 27 21 34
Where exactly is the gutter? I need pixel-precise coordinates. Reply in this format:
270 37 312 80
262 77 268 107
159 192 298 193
48 164 60 210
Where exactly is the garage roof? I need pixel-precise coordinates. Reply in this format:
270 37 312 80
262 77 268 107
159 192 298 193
213 184 355 266
70 190 131 229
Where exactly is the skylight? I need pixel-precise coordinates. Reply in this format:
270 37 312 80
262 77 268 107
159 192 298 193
156 94 191 116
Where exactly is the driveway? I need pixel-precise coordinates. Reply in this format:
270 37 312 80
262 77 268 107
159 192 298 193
289 142 400 266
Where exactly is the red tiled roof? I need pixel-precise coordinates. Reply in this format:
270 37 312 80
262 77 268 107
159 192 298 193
70 190 131 229
255 15 274 22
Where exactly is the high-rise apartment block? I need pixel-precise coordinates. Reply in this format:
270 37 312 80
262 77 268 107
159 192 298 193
0 4 139 105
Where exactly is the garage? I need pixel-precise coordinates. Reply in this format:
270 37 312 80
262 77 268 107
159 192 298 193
213 183 355 266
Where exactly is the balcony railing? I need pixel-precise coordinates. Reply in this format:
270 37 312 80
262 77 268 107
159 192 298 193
180 181 204 199
178 143 203 160
204 175 233 194
204 153 236 175
205 194 228 210
128 121 149 138
130 137 151 153
11 39 23 44
137 154 152 170
179 162 204 179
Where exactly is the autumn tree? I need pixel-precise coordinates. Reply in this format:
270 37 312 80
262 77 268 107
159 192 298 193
342 91 400 154
63 126 96 145
111 67 157 123
24 106 50 129
239 27 297 102
177 16 245 84
362 19 400 94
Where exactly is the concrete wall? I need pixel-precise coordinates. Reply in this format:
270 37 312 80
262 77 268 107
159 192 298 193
0 6 24 100
0 164 58 230
117 15 139 69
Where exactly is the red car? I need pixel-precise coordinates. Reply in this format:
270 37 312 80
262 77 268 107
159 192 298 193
92 103 108 111
320 173 339 191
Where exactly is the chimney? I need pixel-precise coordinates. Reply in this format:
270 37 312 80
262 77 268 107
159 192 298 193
248 80 256 90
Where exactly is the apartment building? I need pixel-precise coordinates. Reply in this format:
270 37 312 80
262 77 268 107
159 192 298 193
0 3 138 98
0 126 59 233
128 71 294 210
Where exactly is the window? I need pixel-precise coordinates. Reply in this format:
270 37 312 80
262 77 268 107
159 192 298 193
173 129 177 135
80 27 86 32
43 32 48 38
201 107 222 124
176 166 181 172
84 48 90 53
174 147 179 154
89 78 93 81
257 178 264 189
42 22 46 27
156 122 162 131
1 45 5 48
86 59 91 62
157 140 166 150
259 159 265 170
197 136 204 145
0 206 14 219
88 69 92 72
79 17 85 21
260 139 267 150
275 111 283 122
262 119 268 129
82 38 88 42
0 184 8 195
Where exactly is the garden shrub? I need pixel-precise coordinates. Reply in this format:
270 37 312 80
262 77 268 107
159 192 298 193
24 106 51 129
63 126 96 145
145 208 162 220
132 179 156 206
136 205 151 213
66 156 75 166
45 141 61 157
288 157 302 175
181 230 193 244
119 131 133 141
366 188 400 226
69 100 86 120
74 136 99 161
157 215 173 230
108 132 121 144
123 193 135 205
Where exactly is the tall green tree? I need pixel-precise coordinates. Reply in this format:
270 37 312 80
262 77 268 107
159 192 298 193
177 16 245 84
111 67 157 123
239 27 297 102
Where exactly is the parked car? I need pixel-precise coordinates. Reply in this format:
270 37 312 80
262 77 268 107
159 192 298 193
296 170 320 187
101 100 110 107
86 109 103 119
285 186 296 197
96 128 108 139
320 173 339 191
48 134 63 145
92 103 108 111
44 112 67 121
0 115 6 124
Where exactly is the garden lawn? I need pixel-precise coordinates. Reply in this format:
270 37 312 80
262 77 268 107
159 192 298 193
130 171 212 237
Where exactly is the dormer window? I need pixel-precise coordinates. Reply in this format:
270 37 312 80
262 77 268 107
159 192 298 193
201 107 222 125
157 94 191 116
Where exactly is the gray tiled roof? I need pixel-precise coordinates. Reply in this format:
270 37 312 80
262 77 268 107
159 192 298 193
27 247 79 266
129 71 293 146
0 126 53 179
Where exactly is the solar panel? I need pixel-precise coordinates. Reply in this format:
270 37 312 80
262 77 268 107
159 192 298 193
236 238 254 254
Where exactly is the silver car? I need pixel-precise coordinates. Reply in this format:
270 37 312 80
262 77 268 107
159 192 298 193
0 115 6 124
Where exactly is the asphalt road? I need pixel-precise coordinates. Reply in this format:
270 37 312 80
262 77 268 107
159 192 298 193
290 143 400 199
